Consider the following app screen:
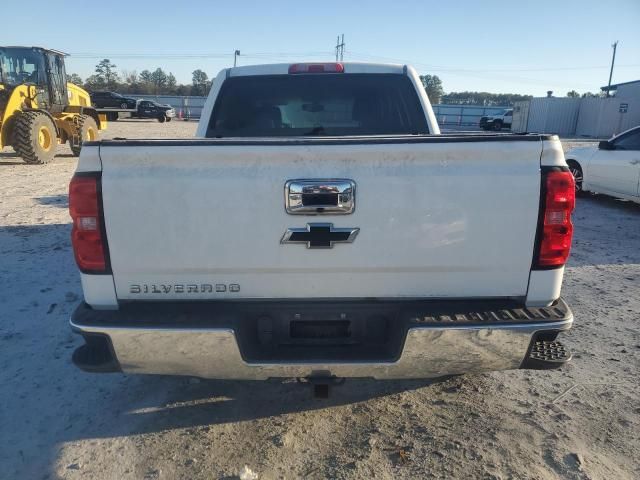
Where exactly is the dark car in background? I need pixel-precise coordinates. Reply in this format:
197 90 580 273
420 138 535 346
90 91 138 109
132 100 175 123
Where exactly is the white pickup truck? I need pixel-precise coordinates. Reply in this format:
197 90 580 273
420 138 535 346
480 109 513 131
69 62 575 386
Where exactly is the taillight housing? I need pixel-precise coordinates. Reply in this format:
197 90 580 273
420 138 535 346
534 169 575 268
288 63 344 74
69 173 109 273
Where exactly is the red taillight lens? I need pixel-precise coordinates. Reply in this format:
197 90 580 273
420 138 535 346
288 63 344 74
535 170 575 268
69 174 108 273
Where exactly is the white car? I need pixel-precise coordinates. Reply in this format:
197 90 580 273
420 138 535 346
566 126 640 203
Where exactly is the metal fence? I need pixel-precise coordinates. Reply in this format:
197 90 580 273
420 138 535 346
511 96 639 138
431 104 510 127
525 98 582 137
575 97 640 138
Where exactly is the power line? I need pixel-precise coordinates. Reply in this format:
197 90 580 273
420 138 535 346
67 48 638 75
347 54 590 89
70 48 640 73
342 50 640 89
68 51 334 59
346 50 640 73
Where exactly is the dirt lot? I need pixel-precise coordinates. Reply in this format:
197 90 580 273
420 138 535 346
1 120 639 480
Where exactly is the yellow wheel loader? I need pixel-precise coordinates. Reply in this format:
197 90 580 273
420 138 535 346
0 46 106 164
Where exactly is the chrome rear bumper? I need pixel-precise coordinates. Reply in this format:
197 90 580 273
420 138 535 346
70 299 573 380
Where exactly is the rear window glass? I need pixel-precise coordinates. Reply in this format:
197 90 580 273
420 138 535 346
206 74 429 137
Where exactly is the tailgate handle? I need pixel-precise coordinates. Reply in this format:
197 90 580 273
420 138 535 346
285 179 356 215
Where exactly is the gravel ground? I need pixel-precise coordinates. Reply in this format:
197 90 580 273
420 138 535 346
0 121 638 480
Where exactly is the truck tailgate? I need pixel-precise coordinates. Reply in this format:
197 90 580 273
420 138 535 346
98 137 543 301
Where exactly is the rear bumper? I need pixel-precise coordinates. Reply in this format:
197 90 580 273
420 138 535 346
70 299 573 380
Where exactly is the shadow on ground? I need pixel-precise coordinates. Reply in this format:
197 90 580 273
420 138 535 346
35 195 68 208
581 192 640 211
0 151 76 164
95 375 445 438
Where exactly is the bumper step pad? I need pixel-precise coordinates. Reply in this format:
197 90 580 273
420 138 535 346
522 340 572 370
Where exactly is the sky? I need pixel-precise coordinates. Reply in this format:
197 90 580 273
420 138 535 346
3 0 640 97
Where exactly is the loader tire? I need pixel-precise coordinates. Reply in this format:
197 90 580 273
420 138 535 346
70 115 99 157
12 111 57 164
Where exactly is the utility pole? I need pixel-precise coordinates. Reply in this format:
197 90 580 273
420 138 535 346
335 34 345 61
606 41 618 97
233 49 241 67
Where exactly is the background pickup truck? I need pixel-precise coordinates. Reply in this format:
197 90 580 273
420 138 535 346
480 108 513 131
130 100 175 122
69 62 575 383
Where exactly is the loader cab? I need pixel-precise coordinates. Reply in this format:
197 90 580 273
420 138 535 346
0 46 68 112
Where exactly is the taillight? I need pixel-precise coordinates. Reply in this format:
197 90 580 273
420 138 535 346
534 170 575 268
288 63 344 74
69 174 109 273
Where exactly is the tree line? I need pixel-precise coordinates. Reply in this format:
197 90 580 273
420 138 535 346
420 75 604 106
69 59 212 96
70 61 605 102
420 74 533 106
565 90 606 98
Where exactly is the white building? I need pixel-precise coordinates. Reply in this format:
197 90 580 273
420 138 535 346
601 80 640 98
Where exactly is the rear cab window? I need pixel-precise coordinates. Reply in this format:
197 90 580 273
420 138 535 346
206 74 429 137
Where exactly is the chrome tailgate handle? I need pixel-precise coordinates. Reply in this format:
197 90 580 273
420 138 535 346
285 179 356 215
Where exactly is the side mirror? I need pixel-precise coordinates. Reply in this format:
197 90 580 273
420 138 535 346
598 140 614 150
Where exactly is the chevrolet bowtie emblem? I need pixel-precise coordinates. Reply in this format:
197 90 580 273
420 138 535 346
281 223 359 249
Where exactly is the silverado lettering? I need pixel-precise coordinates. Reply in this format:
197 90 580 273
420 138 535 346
129 284 240 294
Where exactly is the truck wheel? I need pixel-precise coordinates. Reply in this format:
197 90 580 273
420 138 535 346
107 112 118 121
11 111 57 164
158 115 166 123
493 121 503 131
70 115 99 157
166 117 172 122
567 160 583 192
